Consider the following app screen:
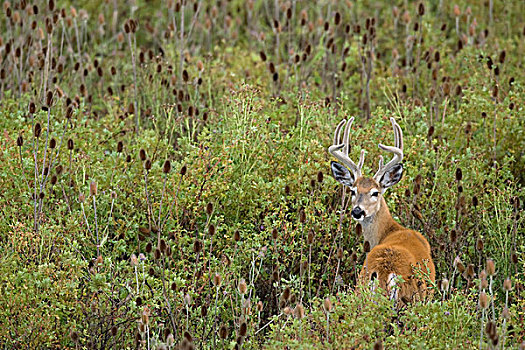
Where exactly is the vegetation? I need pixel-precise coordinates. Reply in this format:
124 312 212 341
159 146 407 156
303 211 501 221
0 0 523 348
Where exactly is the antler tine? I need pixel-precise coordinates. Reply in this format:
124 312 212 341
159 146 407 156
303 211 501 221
342 117 354 155
333 119 346 147
374 118 404 181
328 117 363 177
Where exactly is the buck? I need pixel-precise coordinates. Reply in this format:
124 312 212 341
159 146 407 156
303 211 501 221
329 117 435 303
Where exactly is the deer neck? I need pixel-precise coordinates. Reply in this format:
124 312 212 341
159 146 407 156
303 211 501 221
361 197 399 249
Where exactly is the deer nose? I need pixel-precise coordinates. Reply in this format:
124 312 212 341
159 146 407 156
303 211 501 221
351 206 365 219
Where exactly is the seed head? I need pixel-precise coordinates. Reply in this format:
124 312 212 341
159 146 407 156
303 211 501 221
238 278 248 295
90 181 97 196
34 123 42 138
206 202 213 215
163 160 171 174
486 259 495 276
139 149 147 161
501 307 510 320
213 273 222 286
239 321 247 337
294 303 305 319
193 239 202 253
323 297 333 312
479 291 488 309
503 278 512 291
467 264 475 279
234 230 241 242
476 238 484 252
67 139 74 150
180 164 187 176
130 254 138 267
144 159 152 171
219 325 228 339
453 4 460 16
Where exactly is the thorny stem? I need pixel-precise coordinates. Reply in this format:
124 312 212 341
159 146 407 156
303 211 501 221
212 284 220 348
158 174 168 246
93 195 100 257
143 171 154 230
126 32 139 134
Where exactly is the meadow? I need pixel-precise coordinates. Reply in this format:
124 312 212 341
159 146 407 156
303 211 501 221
0 0 524 348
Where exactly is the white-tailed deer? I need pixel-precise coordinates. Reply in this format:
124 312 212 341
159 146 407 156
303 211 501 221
329 117 435 304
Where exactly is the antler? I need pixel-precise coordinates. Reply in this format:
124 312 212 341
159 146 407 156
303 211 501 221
328 117 365 178
373 117 404 181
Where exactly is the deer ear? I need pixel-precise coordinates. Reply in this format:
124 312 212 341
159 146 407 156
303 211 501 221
331 161 355 187
379 163 403 190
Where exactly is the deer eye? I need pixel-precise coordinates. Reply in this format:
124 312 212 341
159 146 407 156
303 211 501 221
371 191 379 197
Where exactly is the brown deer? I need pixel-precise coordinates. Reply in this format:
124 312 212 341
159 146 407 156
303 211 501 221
329 117 435 304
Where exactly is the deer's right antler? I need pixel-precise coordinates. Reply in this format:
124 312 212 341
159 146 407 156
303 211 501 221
328 117 365 178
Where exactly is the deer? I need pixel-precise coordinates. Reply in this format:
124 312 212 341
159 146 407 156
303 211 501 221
329 117 435 304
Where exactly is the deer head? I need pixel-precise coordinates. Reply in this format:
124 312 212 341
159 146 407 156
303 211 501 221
329 117 404 223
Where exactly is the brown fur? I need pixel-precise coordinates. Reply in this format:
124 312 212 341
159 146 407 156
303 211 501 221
355 182 435 304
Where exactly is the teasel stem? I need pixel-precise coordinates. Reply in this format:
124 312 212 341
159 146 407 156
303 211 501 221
80 202 92 236
479 307 485 350
33 132 39 233
308 237 312 301
126 30 139 134
93 193 100 257
134 265 139 295
179 0 185 87
489 275 495 321
40 102 52 189
41 32 52 102
143 170 154 230
158 174 168 246
212 282 220 348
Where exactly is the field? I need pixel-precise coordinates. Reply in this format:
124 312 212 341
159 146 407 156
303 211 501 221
0 0 524 348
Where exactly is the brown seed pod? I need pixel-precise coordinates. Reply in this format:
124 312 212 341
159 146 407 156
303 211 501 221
503 278 512 291
144 159 152 171
219 325 228 339
193 239 202 253
34 123 42 138
364 240 370 253
163 160 171 174
90 181 97 196
323 297 333 312
239 321 247 337
467 264 475 279
180 165 187 176
479 291 488 309
486 259 495 276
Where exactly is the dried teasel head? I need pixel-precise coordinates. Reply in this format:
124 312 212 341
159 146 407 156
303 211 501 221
479 291 488 309
486 259 495 276
323 297 333 312
503 278 512 291
293 303 305 319
238 278 248 295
